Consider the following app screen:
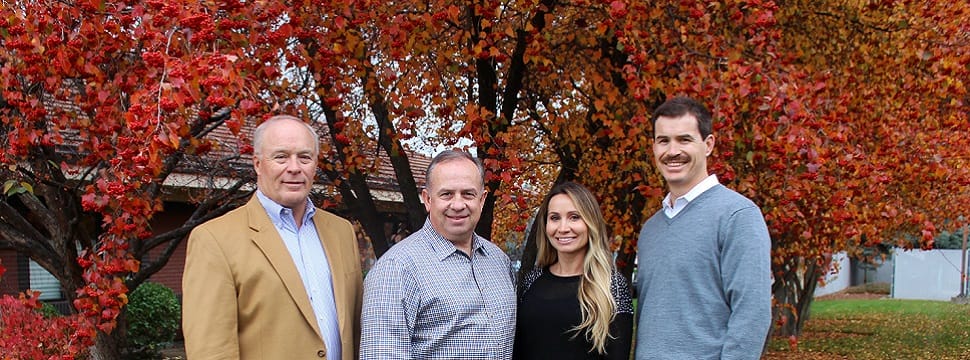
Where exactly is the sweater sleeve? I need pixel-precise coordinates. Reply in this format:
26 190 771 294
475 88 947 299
719 205 773 359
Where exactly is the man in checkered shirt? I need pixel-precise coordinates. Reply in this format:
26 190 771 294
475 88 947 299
360 150 516 359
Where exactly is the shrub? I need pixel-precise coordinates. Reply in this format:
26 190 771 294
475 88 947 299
0 293 91 359
124 282 181 359
38 300 63 318
933 229 967 249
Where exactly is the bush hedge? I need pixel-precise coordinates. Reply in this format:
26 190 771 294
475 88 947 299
125 282 181 359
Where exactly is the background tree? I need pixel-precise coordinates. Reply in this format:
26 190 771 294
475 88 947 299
359 0 969 342
760 0 970 337
0 1 278 356
2 0 967 356
0 0 447 356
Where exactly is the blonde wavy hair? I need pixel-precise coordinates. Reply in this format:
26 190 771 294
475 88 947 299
533 181 617 354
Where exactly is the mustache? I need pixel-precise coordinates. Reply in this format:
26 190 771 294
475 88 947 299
661 154 690 163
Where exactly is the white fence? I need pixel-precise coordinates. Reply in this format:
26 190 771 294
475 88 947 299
892 248 968 301
812 248 969 301
815 252 851 297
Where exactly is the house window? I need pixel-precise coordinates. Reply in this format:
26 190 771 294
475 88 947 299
28 260 62 300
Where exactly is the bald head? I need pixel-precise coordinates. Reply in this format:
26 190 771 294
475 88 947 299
253 115 320 156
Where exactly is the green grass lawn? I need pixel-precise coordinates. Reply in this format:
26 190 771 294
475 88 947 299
766 298 970 359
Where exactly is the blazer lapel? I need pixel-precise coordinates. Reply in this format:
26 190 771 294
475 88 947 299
246 197 323 340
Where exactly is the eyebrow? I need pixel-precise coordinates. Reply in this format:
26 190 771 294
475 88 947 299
437 187 480 194
269 149 314 155
655 134 696 140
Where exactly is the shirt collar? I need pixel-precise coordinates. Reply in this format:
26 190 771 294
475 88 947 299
421 219 489 261
255 190 315 226
662 174 719 210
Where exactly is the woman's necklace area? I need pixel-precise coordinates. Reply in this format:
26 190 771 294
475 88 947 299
554 261 583 277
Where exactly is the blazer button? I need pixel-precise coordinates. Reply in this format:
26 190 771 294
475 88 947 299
317 349 326 357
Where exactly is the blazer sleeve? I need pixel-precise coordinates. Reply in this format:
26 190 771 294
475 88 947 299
182 225 241 359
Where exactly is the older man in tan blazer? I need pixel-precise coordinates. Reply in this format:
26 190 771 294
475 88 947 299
182 115 362 360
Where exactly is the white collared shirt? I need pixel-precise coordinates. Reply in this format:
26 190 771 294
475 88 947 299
662 174 720 218
256 190 341 358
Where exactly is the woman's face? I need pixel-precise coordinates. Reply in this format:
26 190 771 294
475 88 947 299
545 194 590 257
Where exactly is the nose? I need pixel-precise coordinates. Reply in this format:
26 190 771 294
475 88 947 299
557 220 570 234
663 144 686 161
284 156 303 171
666 142 683 155
447 198 466 211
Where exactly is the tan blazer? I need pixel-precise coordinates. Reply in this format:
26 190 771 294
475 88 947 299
182 196 363 360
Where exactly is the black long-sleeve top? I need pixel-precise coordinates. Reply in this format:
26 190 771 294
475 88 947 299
514 267 634 360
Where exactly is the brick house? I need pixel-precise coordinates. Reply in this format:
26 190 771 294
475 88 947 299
0 120 430 306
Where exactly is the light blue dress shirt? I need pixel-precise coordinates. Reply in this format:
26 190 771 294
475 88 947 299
256 191 341 358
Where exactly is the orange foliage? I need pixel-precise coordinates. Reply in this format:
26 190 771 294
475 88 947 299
2 0 967 353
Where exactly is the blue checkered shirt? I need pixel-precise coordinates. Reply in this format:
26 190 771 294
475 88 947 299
360 220 516 359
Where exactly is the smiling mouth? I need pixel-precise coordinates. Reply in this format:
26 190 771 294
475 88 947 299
662 155 689 166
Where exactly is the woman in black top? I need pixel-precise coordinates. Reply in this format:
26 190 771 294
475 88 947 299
514 182 633 360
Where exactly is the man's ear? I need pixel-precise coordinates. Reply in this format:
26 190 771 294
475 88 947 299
705 134 715 156
421 188 430 211
478 189 488 210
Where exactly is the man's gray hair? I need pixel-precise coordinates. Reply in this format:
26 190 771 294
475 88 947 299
252 115 320 155
425 150 485 190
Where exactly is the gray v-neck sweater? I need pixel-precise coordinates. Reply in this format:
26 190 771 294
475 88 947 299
634 184 772 360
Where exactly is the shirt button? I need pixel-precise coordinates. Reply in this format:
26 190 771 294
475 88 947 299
317 349 326 357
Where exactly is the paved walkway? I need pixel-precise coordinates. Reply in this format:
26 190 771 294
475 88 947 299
161 340 185 360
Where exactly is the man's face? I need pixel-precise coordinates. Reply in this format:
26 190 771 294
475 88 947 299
652 113 715 196
422 158 486 244
253 119 318 209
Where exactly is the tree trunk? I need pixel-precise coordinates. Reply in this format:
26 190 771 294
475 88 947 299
350 187 390 257
615 248 636 280
771 257 821 338
90 315 128 360
517 218 541 286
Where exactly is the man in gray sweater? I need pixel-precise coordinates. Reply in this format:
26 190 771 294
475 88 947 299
635 97 772 360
